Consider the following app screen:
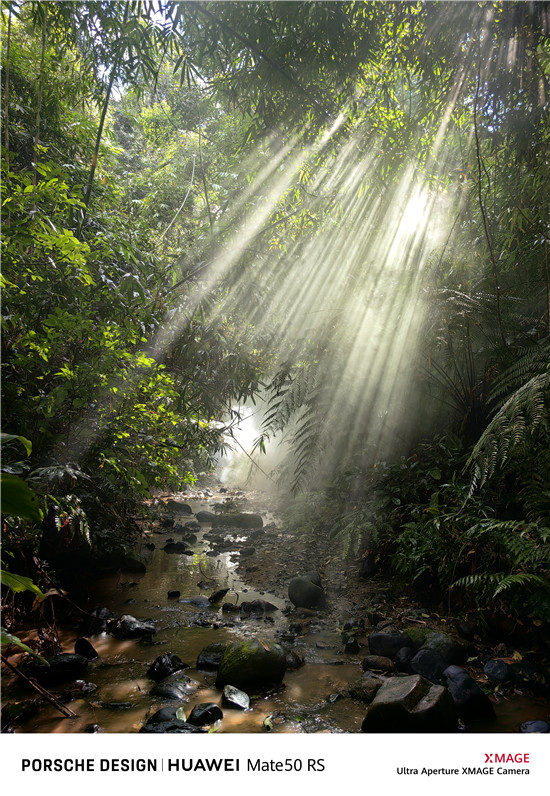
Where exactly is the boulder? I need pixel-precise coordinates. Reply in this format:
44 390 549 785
167 590 180 599
420 632 467 666
288 575 326 609
222 685 250 710
112 615 156 639
74 638 99 660
197 642 228 670
483 659 515 684
409 649 447 684
26 653 89 685
520 720 550 733
348 676 384 704
240 599 278 614
212 513 263 529
187 702 223 726
368 631 413 659
147 653 189 682
361 674 457 733
196 511 216 523
361 655 395 673
150 673 200 700
165 500 193 515
395 646 414 672
216 638 286 690
284 649 304 669
83 605 115 635
443 665 495 721
343 634 361 654
146 706 185 725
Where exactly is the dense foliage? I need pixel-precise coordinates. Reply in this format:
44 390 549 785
1 1 549 622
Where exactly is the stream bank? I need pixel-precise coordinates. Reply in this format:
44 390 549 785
2 486 549 734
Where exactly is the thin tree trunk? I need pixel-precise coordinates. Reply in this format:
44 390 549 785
198 119 213 237
4 7 11 179
32 5 47 187
79 3 129 232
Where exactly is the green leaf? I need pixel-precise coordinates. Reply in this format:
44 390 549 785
0 627 49 664
429 468 442 480
0 570 44 598
0 474 43 522
0 434 32 456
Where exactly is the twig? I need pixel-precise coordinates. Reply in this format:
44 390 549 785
1 655 77 718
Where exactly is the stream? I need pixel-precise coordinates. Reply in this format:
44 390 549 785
3 491 549 734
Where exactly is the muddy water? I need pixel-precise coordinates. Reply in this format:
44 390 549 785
4 501 549 734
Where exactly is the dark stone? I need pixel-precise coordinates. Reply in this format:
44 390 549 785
83 605 115 635
216 638 286 690
150 673 199 700
443 665 495 721
112 615 156 639
26 653 89 685
348 676 384 704
212 513 263 529
483 658 515 684
74 637 99 660
147 653 189 682
140 720 204 733
395 646 414 672
196 511 216 523
361 674 457 733
163 541 193 554
145 542 156 551
208 588 230 604
146 707 181 725
344 635 361 654
165 500 193 515
368 631 413 659
409 649 447 684
84 724 99 733
197 642 228 670
240 599 278 614
520 720 550 733
222 602 239 613
421 632 467 666
327 692 344 704
167 590 180 599
288 574 326 609
284 650 303 669
222 685 250 710
185 521 201 531
362 655 395 673
187 702 223 726
239 546 256 557
161 518 175 527
119 556 146 574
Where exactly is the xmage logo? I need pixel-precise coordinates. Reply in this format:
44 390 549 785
484 754 530 764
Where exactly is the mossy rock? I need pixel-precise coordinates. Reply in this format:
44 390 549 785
403 627 429 649
216 639 286 690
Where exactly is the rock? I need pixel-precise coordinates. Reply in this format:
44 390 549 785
84 724 99 733
222 685 250 710
119 556 146 574
362 655 395 673
520 720 550 733
147 653 189 682
178 595 210 607
112 615 156 639
165 500 193 515
403 627 429 649
288 574 326 609
74 637 99 660
213 513 263 529
240 599 278 614
187 702 223 726
239 546 256 557
163 541 193 554
184 521 201 532
26 653 89 685
368 631 413 659
284 650 303 669
145 543 155 551
344 635 361 654
196 511 216 523
420 632 467 666
150 673 200 700
361 674 457 733
483 658 514 683
348 676 384 704
443 665 495 721
197 642 228 670
457 621 477 640
409 649 447 684
216 638 286 690
146 707 184 725
395 646 414 672
167 590 180 599
83 605 115 635
140 720 204 733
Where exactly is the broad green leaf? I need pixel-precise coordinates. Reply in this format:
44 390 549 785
0 434 32 456
0 474 43 522
0 627 49 664
0 570 44 598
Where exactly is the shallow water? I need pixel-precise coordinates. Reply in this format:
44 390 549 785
3 500 549 734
